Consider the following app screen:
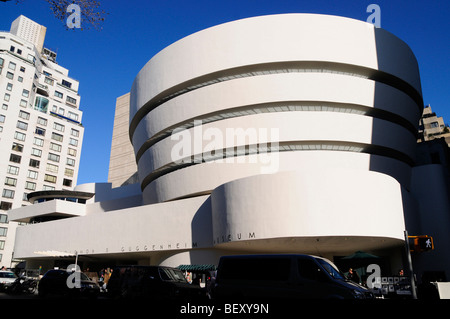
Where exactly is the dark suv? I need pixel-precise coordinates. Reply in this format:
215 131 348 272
38 269 100 298
106 265 205 300
213 254 374 299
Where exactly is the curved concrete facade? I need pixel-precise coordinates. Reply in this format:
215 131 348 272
124 13 424 260
130 13 422 208
211 170 406 253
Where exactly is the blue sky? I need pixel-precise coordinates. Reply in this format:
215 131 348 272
1 0 449 185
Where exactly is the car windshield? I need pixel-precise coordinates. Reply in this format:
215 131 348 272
0 272 17 278
159 268 187 282
315 258 346 280
79 272 91 281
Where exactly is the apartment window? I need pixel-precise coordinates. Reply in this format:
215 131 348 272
7 165 19 175
19 110 30 120
12 142 24 152
20 66 25 72
5 177 17 186
66 96 77 105
2 189 14 199
27 170 38 180
0 202 12 211
22 193 29 201
0 115 5 123
48 153 60 162
25 181 36 191
52 105 57 113
22 89 29 98
14 131 26 141
31 148 42 157
2 104 7 110
66 158 75 166
19 99 27 107
71 128 79 137
430 122 439 128
4 93 10 102
0 227 8 236
51 132 63 142
16 121 28 130
6 83 12 91
29 159 40 168
44 174 57 183
0 214 8 223
34 96 49 113
53 122 65 132
9 154 21 163
44 77 54 85
18 76 23 83
69 138 78 146
42 185 55 191
35 127 46 136
6 72 13 80
62 80 72 89
68 148 77 157
68 112 79 121
63 179 72 187
64 168 74 177
8 62 16 70
37 117 47 126
54 91 63 99
58 108 65 116
33 137 44 147
50 143 62 152
46 163 58 173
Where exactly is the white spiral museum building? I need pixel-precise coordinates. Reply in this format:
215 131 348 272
129 13 421 254
11 14 449 279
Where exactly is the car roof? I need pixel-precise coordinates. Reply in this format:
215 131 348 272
113 265 179 270
219 254 320 259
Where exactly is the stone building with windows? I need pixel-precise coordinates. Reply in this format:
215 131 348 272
0 16 84 267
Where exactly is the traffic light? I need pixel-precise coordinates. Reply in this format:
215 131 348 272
414 236 434 252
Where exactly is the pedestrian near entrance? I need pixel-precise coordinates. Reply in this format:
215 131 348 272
347 268 360 284
104 268 112 284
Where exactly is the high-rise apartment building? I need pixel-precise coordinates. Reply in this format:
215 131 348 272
0 16 84 267
10 15 47 53
418 105 450 147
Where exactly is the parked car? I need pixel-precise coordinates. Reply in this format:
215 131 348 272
38 269 100 298
106 265 205 300
0 270 17 291
212 254 374 299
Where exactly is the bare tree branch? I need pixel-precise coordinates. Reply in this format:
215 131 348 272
44 0 107 30
1 0 108 30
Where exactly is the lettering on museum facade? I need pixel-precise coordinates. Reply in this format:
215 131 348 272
74 241 198 256
213 232 256 245
69 232 257 255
